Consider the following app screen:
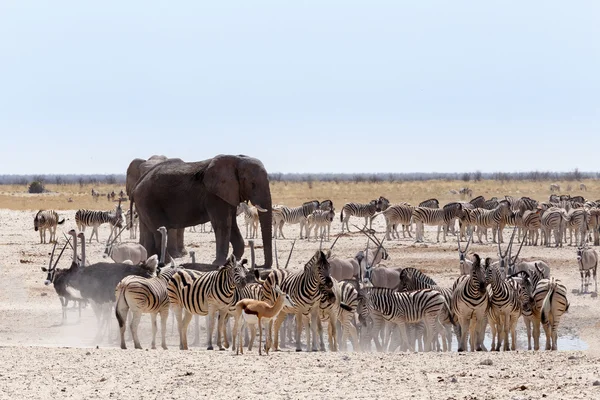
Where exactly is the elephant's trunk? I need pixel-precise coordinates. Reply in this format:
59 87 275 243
256 197 273 269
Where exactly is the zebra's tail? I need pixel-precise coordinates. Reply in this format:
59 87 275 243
541 278 556 325
440 293 455 326
57 218 65 225
340 208 344 222
253 269 266 284
114 283 129 329
339 303 353 312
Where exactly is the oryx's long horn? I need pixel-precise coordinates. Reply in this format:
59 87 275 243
52 238 72 269
284 240 296 269
329 234 341 251
48 241 58 269
353 224 383 248
512 232 527 263
465 231 473 252
496 228 503 256
506 226 518 258
109 225 128 247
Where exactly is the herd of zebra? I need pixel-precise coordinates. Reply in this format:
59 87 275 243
260 194 600 251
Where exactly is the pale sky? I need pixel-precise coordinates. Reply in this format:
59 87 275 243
1 1 598 174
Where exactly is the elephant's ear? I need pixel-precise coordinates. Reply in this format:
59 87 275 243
199 158 240 207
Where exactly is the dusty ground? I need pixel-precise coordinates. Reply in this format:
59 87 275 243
1 207 600 399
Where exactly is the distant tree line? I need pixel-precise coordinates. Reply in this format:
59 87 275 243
0 174 126 186
0 169 597 186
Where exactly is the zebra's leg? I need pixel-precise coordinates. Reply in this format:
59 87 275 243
542 319 552 350
150 312 158 350
509 314 518 351
328 314 338 352
524 316 532 350
532 316 541 351
206 306 218 350
396 322 411 352
130 311 143 349
180 310 194 350
160 308 168 350
294 312 305 352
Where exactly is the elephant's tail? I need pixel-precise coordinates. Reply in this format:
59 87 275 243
129 195 135 230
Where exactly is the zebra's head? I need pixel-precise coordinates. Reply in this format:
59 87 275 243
306 249 333 289
470 254 487 294
33 210 43 231
220 254 249 289
356 287 373 328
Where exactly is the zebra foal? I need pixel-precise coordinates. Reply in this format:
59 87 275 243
33 210 65 244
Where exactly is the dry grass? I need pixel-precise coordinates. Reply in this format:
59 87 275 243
0 180 598 211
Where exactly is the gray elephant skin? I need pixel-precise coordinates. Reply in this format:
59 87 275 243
126 155 187 258
130 154 273 268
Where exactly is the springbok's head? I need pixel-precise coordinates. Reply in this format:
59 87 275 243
274 285 296 308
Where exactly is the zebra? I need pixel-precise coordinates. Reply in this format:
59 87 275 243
540 207 568 247
576 246 598 293
91 188 100 202
362 287 449 352
237 202 263 239
340 200 380 233
115 228 177 350
533 277 569 350
506 196 538 214
587 207 600 245
550 184 560 192
419 198 439 208
75 208 123 243
371 204 414 240
484 260 522 351
397 268 455 351
565 208 588 246
522 209 541 245
335 280 361 351
458 207 477 241
469 195 485 209
472 200 513 244
483 199 499 210
306 209 335 241
459 187 472 200
167 254 249 350
260 250 332 352
451 253 489 352
272 200 320 239
319 199 334 211
125 208 139 239
580 183 587 191
411 202 463 243
33 210 65 244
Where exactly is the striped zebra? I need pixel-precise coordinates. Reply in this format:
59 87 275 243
272 200 320 239
550 184 560 192
372 204 414 240
306 209 335 241
167 254 249 350
522 210 541 246
33 210 65 244
511 196 538 214
484 261 523 351
587 207 600 245
114 226 174 350
483 199 499 210
319 199 334 211
419 198 439 208
565 208 588 246
534 277 569 350
451 253 489 352
125 209 139 239
362 287 449 352
237 202 265 239
540 207 569 247
472 200 513 244
314 278 361 352
75 207 123 243
260 250 332 352
340 200 380 233
459 187 472 200
397 268 455 351
469 195 485 209
412 202 463 243
580 183 587 191
458 207 477 241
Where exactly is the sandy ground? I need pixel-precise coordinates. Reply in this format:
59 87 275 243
1 208 600 399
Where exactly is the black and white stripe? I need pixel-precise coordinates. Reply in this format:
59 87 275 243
533 277 569 350
272 200 320 239
340 200 380 233
75 209 123 243
540 207 568 247
472 200 513 244
419 198 439 208
167 254 248 350
451 253 489 352
260 250 332 352
412 202 463 243
373 204 414 240
115 262 179 350
33 210 65 244
306 209 335 241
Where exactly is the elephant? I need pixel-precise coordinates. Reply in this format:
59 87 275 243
126 155 187 258
131 154 273 268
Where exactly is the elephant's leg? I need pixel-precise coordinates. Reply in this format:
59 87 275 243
139 220 158 258
230 214 245 260
210 207 233 265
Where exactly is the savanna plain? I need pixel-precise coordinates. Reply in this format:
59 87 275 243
1 180 600 400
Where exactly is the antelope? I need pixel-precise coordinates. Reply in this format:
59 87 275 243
233 285 295 355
